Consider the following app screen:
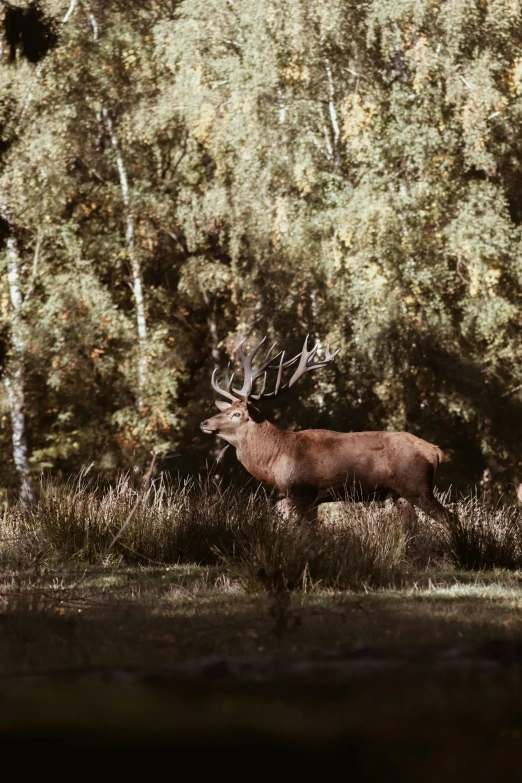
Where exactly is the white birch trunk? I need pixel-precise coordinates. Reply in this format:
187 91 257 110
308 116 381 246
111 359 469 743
324 58 340 168
102 107 148 404
79 0 99 42
0 206 34 504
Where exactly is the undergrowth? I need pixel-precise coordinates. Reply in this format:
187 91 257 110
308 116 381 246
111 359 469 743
447 494 522 570
1 473 522 590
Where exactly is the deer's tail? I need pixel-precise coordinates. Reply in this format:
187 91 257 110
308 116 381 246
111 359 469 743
432 445 444 465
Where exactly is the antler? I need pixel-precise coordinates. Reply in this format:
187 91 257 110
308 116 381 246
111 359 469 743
275 335 340 391
211 335 339 403
211 336 283 402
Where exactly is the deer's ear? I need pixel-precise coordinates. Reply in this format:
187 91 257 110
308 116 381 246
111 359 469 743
215 400 232 411
247 403 265 423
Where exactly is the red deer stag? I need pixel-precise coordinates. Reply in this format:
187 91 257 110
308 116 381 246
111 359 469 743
200 336 452 524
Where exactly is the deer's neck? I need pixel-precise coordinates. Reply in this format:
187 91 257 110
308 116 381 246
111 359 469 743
235 419 289 485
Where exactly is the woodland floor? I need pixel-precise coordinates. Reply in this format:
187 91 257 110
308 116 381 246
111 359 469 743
2 562 522 778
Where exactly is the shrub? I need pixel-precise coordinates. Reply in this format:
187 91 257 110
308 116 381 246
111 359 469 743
218 501 409 591
447 495 522 570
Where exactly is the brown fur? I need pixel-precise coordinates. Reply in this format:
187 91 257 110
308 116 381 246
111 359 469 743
200 400 451 524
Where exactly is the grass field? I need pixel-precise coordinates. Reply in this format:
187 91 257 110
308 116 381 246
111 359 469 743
2 474 522 777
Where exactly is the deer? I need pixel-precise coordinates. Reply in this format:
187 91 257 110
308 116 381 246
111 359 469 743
200 336 453 525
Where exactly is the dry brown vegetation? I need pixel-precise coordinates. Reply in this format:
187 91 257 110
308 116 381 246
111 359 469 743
2 473 522 585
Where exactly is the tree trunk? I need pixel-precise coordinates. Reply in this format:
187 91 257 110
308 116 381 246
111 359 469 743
0 206 34 504
102 107 148 405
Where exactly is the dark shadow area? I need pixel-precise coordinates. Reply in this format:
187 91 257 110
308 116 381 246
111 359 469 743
2 638 522 780
4 3 58 64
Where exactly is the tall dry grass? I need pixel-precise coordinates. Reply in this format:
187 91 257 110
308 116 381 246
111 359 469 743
1 474 522 588
0 471 267 567
218 502 409 590
447 494 522 570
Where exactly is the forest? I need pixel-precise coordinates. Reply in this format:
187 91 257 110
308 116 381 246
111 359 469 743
1 0 522 502
5 2 522 770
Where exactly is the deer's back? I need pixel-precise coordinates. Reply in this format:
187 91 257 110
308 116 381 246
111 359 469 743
272 428 442 496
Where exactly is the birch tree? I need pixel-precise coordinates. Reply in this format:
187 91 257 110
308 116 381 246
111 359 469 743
101 107 148 403
0 206 33 504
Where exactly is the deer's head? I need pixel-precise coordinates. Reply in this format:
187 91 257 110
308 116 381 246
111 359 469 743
200 399 253 445
200 335 339 444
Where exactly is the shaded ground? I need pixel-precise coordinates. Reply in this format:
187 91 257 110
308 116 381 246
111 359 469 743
3 653 522 780
2 565 522 777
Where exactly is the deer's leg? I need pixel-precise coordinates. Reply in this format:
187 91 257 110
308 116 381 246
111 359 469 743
394 497 418 527
412 494 453 526
399 460 454 526
275 497 317 524
275 497 294 521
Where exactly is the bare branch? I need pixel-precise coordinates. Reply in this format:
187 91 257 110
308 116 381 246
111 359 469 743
102 107 148 401
0 204 34 504
502 383 522 398
458 74 475 90
62 0 79 23
80 0 99 41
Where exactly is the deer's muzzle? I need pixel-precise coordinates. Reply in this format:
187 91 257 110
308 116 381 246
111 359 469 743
200 420 216 435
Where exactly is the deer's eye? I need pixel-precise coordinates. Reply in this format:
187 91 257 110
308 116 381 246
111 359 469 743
232 412 241 419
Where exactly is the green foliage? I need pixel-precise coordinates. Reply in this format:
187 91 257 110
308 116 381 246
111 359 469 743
1 0 522 490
